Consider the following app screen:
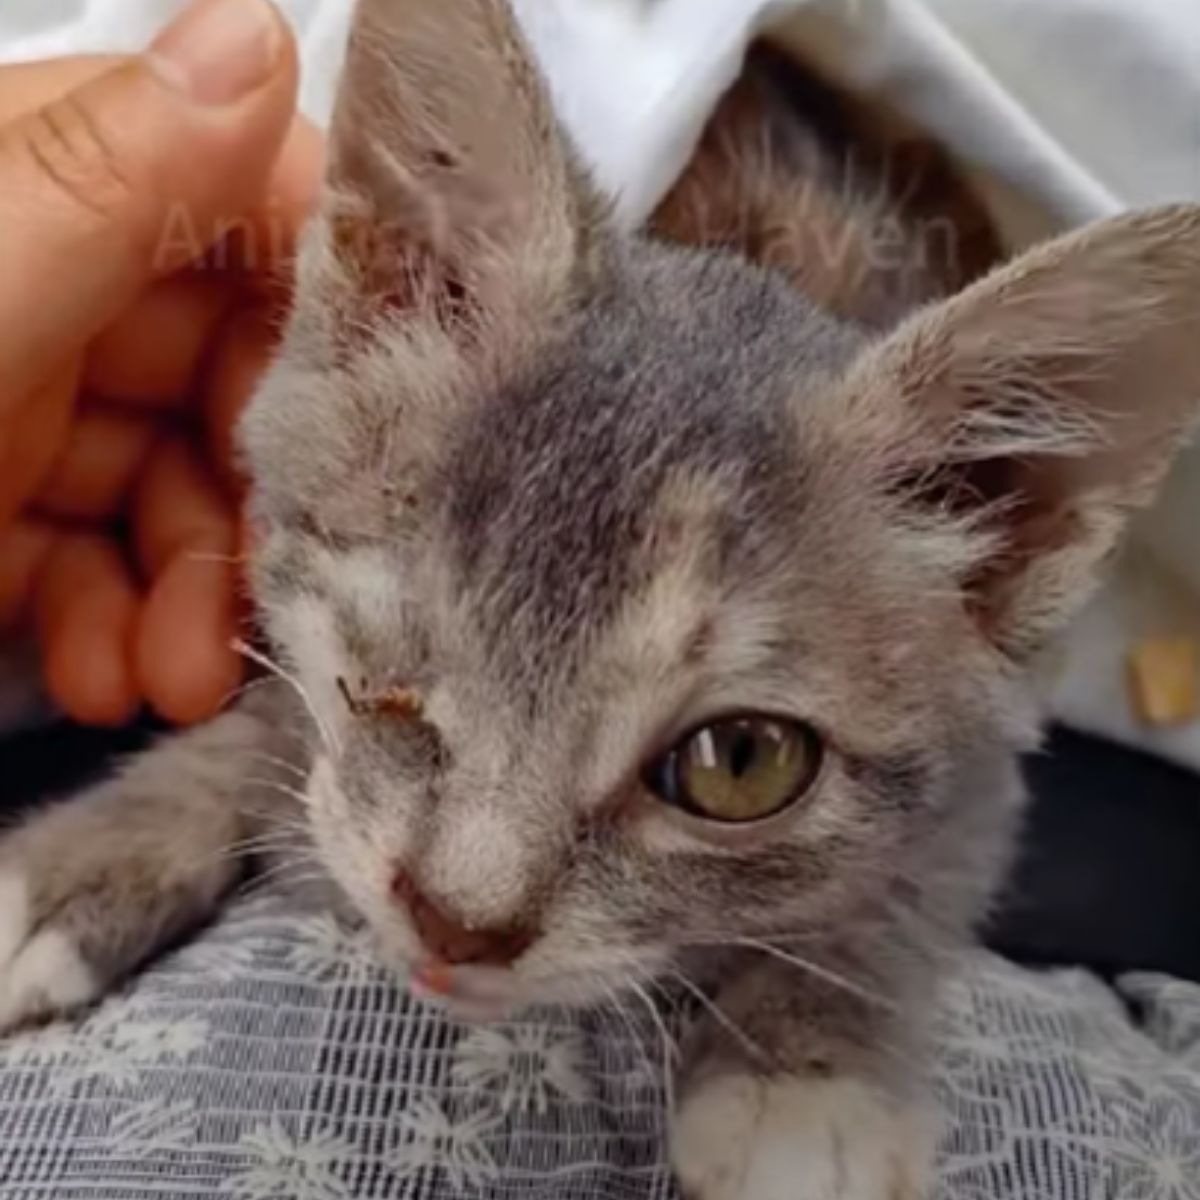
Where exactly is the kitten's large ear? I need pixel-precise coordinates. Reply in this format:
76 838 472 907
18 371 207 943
843 204 1200 657
317 0 606 336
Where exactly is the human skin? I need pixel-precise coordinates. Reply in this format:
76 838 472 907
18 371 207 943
0 0 323 727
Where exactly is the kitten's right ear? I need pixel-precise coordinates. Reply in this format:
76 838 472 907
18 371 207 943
316 0 607 337
840 204 1200 658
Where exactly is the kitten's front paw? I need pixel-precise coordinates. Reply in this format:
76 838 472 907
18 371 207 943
0 868 99 1031
672 1072 930 1200
0 782 242 1034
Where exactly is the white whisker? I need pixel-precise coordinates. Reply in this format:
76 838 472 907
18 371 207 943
244 751 311 782
733 937 898 1014
232 638 340 756
217 675 275 710
243 777 313 809
240 861 328 898
600 982 659 1096
662 967 770 1068
626 976 678 1116
210 823 314 867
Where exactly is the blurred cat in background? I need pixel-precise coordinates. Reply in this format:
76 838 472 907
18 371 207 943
2 1 1199 1197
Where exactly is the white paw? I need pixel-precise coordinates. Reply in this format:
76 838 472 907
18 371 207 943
672 1073 931 1200
0 869 98 1031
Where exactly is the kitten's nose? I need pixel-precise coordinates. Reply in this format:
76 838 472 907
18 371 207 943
391 871 532 967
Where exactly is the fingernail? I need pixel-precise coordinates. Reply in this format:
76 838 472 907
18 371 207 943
148 0 282 105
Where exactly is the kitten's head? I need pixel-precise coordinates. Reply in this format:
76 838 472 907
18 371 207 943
242 0 1200 1013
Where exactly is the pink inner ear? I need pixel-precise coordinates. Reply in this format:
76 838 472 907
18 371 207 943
331 209 478 337
893 446 1086 644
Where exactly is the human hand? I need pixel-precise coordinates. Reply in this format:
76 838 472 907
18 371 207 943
0 0 323 728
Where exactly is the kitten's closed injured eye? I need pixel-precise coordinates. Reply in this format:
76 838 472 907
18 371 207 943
2 4 1199 1199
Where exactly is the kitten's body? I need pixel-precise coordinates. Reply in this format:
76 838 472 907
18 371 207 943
3 6 1200 1199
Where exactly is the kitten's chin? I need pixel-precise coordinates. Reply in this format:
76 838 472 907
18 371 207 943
405 960 631 1021
407 966 513 1021
409 963 538 1022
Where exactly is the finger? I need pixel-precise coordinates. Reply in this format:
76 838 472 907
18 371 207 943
0 0 299 409
216 114 325 283
0 57 119 124
34 531 141 726
255 113 324 258
130 433 245 725
0 517 55 630
35 405 158 520
204 304 281 487
0 361 81 528
85 123 316 411
137 544 243 725
132 435 235 578
85 275 231 407
0 56 320 281
275 114 324 213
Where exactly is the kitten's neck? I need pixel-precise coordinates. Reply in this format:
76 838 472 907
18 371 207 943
651 44 1001 329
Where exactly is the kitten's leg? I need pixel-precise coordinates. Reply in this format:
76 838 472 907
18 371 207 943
0 687 307 1031
671 959 935 1200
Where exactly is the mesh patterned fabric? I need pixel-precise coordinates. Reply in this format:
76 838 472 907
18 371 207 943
1 891 1197 1199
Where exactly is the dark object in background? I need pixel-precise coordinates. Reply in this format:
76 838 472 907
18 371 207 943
0 719 154 820
990 725 1200 983
2 720 1198 983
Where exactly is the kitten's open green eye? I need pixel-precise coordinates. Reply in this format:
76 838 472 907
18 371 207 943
648 716 823 824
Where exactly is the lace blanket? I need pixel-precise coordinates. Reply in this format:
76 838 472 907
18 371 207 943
1 891 1197 1199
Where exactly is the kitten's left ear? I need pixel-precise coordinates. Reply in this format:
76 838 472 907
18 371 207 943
843 204 1200 656
317 0 607 335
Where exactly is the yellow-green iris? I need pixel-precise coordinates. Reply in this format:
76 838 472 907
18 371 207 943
651 716 822 823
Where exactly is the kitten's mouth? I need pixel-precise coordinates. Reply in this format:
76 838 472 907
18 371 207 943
409 962 527 1021
408 958 630 1020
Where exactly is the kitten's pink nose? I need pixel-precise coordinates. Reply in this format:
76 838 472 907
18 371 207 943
391 871 532 967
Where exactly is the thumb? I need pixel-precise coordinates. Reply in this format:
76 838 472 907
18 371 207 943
0 0 299 403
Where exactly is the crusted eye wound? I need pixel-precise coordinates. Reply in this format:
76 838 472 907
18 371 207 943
337 677 426 721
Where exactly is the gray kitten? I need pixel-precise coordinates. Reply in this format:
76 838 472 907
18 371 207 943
3 2 1200 1197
